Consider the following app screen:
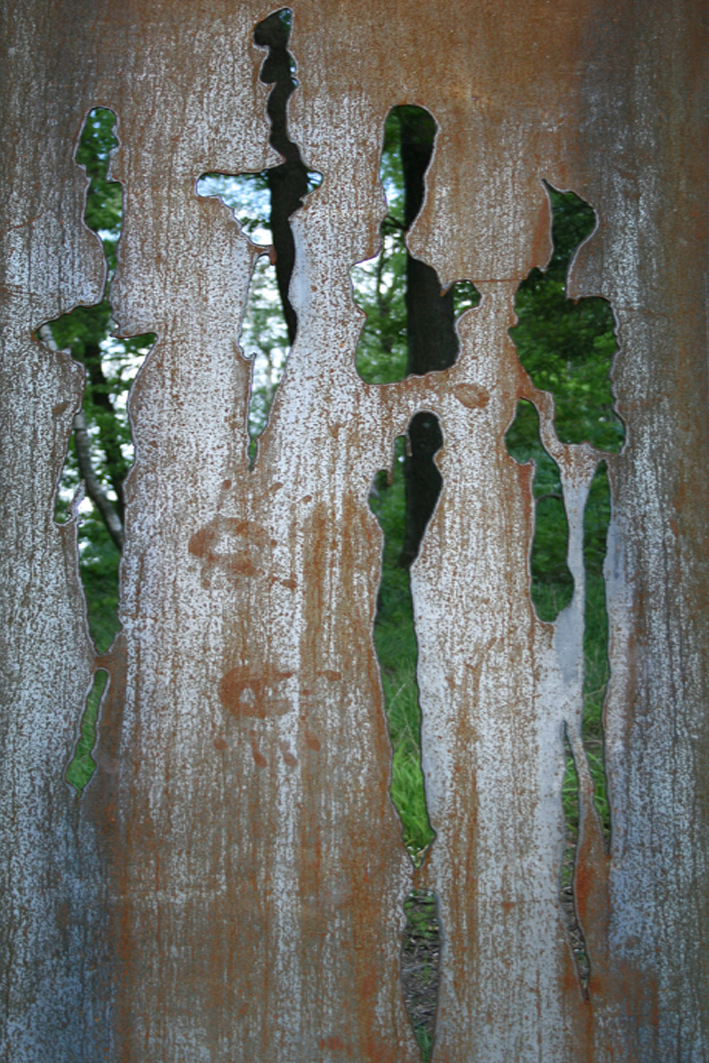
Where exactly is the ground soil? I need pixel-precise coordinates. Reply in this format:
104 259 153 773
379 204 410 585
399 851 590 1058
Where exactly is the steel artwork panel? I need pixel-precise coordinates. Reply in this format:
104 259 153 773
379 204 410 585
1 1 707 1061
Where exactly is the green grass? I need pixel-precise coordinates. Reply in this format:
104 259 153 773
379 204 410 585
67 460 612 858
369 443 437 863
375 617 436 861
67 450 612 856
371 447 612 871
414 1026 433 1061
575 570 611 835
376 574 611 860
564 463 612 838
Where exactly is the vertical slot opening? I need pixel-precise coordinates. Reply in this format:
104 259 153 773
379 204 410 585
42 107 154 653
505 399 573 621
197 9 320 460
560 726 591 990
508 185 619 985
66 669 108 794
556 463 612 986
370 434 436 863
400 889 442 1062
370 422 442 1059
354 105 479 385
510 183 623 454
583 461 611 836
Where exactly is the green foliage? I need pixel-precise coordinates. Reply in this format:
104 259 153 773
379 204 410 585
404 889 439 943
505 186 623 626
506 189 616 832
557 467 612 839
77 513 122 654
505 400 573 620
401 889 440 1059
353 112 408 385
64 108 616 856
49 109 153 791
355 107 479 385
369 440 435 860
75 109 122 259
52 113 127 508
66 671 108 794
510 185 623 453
197 170 320 449
353 231 409 383
414 1026 433 1063
368 184 618 858
581 465 612 833
50 109 153 671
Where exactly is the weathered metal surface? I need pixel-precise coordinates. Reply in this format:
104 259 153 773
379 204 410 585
1 1 708 1061
0 5 109 1059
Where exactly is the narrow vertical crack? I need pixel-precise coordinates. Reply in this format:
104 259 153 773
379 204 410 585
560 725 591 991
582 461 611 837
505 399 573 621
369 423 443 1061
399 889 442 1061
66 669 108 794
354 103 475 1059
253 8 310 345
508 185 619 990
41 106 154 653
197 8 320 459
39 108 153 800
370 432 436 865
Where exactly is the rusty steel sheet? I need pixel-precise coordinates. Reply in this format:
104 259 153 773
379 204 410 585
1 1 708 1061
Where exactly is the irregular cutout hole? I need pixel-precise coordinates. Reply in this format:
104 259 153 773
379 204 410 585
400 889 442 1061
510 183 624 453
354 105 480 384
582 461 611 835
559 726 591 991
43 107 154 653
197 8 321 457
505 400 573 621
400 410 444 570
559 463 612 988
369 429 437 863
66 669 108 795
194 177 305 455
558 457 611 900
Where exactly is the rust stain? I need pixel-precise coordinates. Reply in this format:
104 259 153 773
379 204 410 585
318 1035 348 1052
304 727 322 752
188 515 279 587
454 382 490 409
317 669 342 682
252 748 268 769
248 730 269 769
218 665 294 719
5 0 708 1060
